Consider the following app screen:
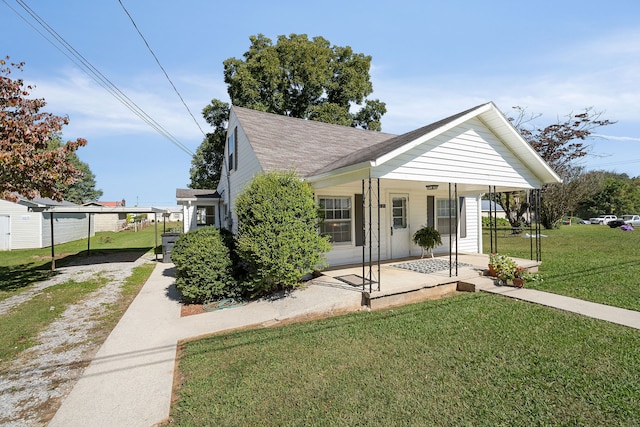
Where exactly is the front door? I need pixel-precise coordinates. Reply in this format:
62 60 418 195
0 215 10 250
390 194 410 258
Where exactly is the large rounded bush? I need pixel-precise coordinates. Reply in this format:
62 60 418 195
170 226 237 303
235 171 331 296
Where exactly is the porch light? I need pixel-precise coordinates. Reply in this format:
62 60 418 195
425 185 439 190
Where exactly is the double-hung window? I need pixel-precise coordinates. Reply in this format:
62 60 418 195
436 199 457 235
319 197 352 243
196 206 215 226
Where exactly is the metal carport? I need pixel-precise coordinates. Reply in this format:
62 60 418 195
43 206 167 270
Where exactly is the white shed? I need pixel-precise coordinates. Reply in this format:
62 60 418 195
0 197 94 250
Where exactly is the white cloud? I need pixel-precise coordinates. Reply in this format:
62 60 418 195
594 134 640 142
29 67 227 148
372 27 640 139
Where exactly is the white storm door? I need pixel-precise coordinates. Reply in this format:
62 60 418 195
0 215 10 250
390 194 410 258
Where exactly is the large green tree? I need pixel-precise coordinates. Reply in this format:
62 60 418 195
576 172 640 218
189 34 386 189
189 100 229 189
1 57 87 202
62 152 103 204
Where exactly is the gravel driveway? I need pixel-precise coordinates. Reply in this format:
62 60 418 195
0 251 156 427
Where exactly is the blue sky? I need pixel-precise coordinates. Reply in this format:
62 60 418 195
3 0 640 206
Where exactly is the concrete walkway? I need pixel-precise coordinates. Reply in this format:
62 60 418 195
48 263 363 427
49 262 640 427
475 278 640 329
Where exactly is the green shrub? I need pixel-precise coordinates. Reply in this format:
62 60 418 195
235 171 331 296
482 216 511 228
171 226 237 303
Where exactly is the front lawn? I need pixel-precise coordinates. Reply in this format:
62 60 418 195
168 223 640 425
170 293 640 426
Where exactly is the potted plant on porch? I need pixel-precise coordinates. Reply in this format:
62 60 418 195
488 253 541 287
488 253 515 277
412 225 442 258
512 267 542 287
488 253 518 285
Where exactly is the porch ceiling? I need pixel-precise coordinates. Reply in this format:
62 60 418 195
377 178 534 195
310 174 536 195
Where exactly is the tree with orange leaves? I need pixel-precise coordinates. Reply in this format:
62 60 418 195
1 56 87 202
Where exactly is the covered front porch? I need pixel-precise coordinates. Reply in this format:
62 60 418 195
315 252 539 310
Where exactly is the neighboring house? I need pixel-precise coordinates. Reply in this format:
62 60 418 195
0 196 94 250
181 102 561 267
153 206 183 223
175 189 221 233
83 201 128 232
481 200 506 219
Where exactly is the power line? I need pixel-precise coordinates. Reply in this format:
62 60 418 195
118 0 206 137
3 0 194 157
587 158 640 168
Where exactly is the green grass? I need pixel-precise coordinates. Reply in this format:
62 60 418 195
483 224 640 311
0 222 175 300
0 277 105 364
169 224 640 426
0 223 163 369
0 263 156 371
171 294 640 426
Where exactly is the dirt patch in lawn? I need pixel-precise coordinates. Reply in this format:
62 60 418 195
181 303 205 317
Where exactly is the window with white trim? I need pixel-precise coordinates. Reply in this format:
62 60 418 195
319 197 352 243
196 206 215 226
436 199 457 234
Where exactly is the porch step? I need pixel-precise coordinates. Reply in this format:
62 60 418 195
456 276 498 293
363 281 460 310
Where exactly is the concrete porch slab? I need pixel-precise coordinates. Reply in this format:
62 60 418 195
319 253 508 310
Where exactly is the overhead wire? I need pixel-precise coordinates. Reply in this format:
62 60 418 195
118 0 206 138
3 0 194 156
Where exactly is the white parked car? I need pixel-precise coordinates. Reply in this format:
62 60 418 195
607 215 640 228
622 215 640 226
589 214 617 225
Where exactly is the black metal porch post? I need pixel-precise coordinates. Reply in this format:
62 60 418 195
50 212 55 271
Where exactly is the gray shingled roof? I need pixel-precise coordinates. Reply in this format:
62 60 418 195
175 189 220 199
233 103 492 178
232 106 396 177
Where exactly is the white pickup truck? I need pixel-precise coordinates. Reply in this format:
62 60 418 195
589 214 617 225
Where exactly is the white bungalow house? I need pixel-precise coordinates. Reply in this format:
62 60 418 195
185 102 561 268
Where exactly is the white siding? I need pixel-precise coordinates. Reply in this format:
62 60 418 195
317 182 378 266
42 213 93 247
0 199 41 249
183 204 196 233
375 118 541 189
221 111 264 233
